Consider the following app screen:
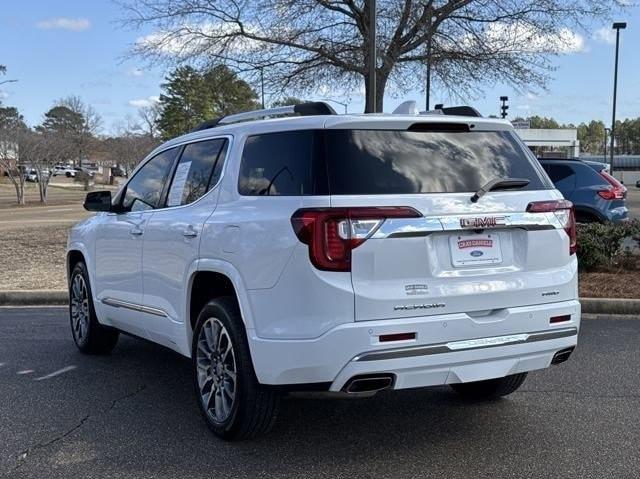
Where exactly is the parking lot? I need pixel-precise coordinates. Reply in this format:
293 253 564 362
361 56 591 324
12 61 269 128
0 308 639 479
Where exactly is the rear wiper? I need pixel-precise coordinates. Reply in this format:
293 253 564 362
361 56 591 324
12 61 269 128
470 177 530 203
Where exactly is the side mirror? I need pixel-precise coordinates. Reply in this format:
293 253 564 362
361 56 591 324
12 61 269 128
84 190 113 212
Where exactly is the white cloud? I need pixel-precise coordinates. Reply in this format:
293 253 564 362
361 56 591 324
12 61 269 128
0 90 9 100
516 104 531 111
128 96 159 108
126 67 144 78
464 22 586 55
593 27 616 45
36 17 91 32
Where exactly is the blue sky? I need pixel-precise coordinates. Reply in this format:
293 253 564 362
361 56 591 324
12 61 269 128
1 0 639 134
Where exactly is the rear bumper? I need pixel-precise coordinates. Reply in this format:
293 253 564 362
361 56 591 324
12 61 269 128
248 299 581 389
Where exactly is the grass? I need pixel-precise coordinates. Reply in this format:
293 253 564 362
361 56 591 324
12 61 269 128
0 223 70 290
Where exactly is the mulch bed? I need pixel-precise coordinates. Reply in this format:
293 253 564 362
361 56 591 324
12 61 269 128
579 272 640 299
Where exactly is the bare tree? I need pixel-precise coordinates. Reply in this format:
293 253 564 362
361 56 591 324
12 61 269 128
137 103 161 138
0 130 25 205
120 0 623 112
53 96 102 166
32 131 75 203
104 131 160 177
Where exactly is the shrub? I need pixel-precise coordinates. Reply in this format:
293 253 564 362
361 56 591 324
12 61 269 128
576 219 640 272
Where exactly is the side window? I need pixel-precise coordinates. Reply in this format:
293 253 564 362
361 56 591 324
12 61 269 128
166 139 228 207
546 164 576 192
238 130 317 196
122 148 177 212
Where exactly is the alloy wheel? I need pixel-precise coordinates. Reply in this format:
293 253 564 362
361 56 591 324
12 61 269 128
70 274 90 343
196 318 237 423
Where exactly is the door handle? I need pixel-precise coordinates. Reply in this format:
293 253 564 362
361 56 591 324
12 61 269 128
129 227 143 236
183 226 198 238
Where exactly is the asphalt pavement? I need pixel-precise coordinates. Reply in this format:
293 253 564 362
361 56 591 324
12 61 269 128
1 308 639 479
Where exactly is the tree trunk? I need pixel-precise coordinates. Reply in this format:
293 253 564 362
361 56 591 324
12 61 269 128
38 178 48 204
363 71 389 113
13 179 25 206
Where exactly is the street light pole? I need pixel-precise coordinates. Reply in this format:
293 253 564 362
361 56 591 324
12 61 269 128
366 0 377 113
321 98 348 114
425 31 432 111
259 67 265 109
604 127 611 163
610 22 626 176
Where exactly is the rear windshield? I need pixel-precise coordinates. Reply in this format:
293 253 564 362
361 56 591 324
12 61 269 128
238 128 550 196
324 129 550 195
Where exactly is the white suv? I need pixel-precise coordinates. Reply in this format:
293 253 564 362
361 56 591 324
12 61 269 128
67 102 580 440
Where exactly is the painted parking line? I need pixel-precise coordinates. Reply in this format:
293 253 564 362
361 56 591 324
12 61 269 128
0 362 5 367
17 369 34 375
34 365 77 381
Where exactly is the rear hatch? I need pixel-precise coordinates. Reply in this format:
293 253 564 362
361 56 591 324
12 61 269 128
323 123 577 321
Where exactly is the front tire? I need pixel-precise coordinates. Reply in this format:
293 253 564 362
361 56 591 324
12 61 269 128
192 297 279 440
450 373 527 400
69 262 119 354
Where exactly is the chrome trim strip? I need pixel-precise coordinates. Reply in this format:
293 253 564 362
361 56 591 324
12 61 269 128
101 298 167 317
352 327 577 362
371 213 557 239
139 305 168 317
101 297 138 311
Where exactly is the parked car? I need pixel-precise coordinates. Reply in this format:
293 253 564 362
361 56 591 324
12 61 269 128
24 168 39 182
52 165 76 178
24 168 49 182
636 179 640 189
68 102 580 440
538 157 628 223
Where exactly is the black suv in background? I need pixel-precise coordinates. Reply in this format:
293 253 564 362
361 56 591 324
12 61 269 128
538 157 628 224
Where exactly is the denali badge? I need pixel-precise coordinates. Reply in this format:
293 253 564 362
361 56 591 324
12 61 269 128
394 303 445 311
460 216 507 228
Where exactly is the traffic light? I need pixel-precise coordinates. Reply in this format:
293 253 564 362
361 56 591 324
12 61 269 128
500 96 509 118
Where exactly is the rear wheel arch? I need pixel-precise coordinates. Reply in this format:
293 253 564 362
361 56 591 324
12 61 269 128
188 270 247 343
574 207 605 224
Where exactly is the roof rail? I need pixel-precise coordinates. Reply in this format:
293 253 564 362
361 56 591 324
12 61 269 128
191 101 337 132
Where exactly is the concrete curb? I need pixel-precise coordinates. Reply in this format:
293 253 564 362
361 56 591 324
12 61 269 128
579 298 640 316
1 291 640 315
0 290 67 307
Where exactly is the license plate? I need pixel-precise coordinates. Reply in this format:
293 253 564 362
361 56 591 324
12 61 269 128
450 233 503 267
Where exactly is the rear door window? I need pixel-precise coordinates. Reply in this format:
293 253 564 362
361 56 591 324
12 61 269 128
324 129 550 195
238 130 322 196
166 139 228 207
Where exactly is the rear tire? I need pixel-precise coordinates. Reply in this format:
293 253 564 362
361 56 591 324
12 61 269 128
192 297 280 440
69 262 119 355
450 373 527 400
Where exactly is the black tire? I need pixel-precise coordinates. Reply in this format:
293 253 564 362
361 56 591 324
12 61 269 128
450 373 527 400
192 297 279 440
69 262 119 355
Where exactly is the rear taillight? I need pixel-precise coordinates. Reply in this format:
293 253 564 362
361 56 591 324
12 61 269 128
526 199 576 255
597 171 626 200
291 207 422 271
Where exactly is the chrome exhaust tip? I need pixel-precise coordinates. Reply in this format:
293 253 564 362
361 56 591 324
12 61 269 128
551 347 575 365
343 374 395 394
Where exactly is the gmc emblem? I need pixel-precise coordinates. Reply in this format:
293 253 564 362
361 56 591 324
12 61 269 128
460 216 507 228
